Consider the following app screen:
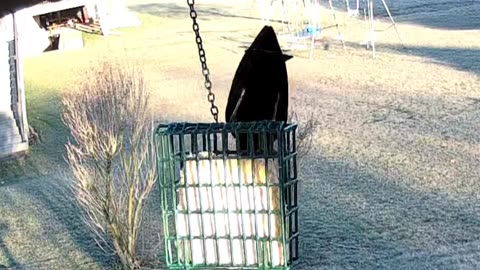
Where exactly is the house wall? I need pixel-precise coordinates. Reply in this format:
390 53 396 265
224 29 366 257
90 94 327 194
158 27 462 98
0 13 28 159
14 8 51 57
13 0 102 57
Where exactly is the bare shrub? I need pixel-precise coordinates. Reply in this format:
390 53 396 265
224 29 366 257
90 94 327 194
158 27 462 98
289 111 319 162
62 59 156 270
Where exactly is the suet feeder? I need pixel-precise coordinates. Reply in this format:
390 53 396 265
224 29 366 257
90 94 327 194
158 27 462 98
155 1 300 268
156 121 299 269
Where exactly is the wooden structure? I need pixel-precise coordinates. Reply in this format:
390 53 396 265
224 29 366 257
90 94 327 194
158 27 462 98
0 12 28 159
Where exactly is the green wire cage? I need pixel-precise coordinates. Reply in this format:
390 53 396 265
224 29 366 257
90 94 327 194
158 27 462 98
156 121 299 269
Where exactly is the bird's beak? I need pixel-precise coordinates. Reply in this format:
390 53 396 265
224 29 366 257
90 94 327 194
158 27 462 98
283 54 293 61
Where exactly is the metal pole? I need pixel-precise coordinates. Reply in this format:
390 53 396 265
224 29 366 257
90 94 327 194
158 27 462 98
363 0 369 49
309 0 317 59
309 25 315 59
329 0 346 49
380 0 405 48
281 0 292 33
368 0 375 57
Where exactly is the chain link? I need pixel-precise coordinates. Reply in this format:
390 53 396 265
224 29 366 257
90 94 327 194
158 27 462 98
187 0 219 123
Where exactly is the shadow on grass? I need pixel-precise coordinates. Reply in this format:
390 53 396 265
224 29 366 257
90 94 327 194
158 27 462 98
129 0 479 31
131 0 480 31
386 0 480 31
0 175 114 269
382 45 480 75
18 81 113 267
0 223 21 269
342 0 479 31
11 81 70 180
21 174 115 269
334 40 480 75
129 2 285 23
298 152 480 269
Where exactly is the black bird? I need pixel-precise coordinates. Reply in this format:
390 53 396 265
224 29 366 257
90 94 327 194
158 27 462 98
225 25 292 154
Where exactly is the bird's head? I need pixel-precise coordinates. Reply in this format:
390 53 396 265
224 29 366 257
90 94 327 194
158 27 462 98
246 25 293 62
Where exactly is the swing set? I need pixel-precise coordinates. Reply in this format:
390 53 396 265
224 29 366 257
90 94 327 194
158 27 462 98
267 0 405 58
155 1 300 269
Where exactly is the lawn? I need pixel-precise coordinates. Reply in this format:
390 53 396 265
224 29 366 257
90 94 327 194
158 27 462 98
1 0 480 269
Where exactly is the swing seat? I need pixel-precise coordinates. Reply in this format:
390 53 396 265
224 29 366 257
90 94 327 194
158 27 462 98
156 121 299 269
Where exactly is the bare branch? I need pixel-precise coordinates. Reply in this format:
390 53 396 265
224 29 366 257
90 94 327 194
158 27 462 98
289 111 319 163
62 58 157 270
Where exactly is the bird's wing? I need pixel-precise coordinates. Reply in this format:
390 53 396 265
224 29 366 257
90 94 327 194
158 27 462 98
272 92 280 120
275 72 289 122
229 88 246 122
226 56 252 122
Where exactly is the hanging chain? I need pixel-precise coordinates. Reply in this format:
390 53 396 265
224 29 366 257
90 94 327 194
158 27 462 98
187 0 219 123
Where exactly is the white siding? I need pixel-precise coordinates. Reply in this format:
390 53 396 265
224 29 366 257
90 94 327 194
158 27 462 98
0 41 12 117
0 13 28 159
